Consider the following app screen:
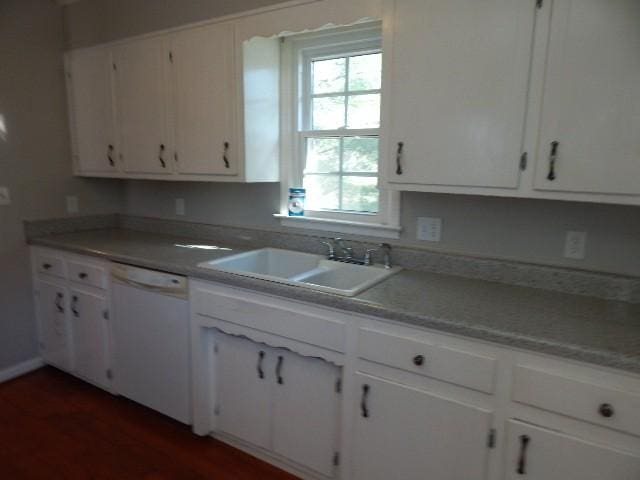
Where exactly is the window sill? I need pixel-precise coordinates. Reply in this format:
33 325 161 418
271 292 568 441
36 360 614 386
274 214 402 239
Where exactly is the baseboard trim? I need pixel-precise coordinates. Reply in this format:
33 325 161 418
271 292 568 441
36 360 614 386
0 357 45 384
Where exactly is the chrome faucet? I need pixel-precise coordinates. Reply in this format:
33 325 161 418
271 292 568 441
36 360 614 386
334 238 354 259
319 240 336 260
318 238 390 267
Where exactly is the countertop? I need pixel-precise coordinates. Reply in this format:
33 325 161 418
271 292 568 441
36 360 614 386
30 229 640 374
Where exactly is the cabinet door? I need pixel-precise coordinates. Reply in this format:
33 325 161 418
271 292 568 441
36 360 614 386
352 373 492 480
36 279 72 371
117 36 172 175
385 0 534 189
506 420 640 479
272 350 341 477
70 289 110 388
214 332 273 449
171 23 238 176
534 0 640 195
68 47 118 174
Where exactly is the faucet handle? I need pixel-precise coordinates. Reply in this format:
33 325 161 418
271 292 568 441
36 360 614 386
379 243 392 269
364 248 378 266
334 238 353 259
319 240 335 259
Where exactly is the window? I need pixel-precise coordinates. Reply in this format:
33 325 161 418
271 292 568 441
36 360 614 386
279 24 401 238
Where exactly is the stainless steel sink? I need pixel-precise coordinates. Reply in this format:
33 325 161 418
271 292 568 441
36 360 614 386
197 248 401 297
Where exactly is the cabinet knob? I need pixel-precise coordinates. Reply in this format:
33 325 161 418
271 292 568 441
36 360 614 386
78 272 88 279
413 354 425 367
42 263 52 270
598 403 614 418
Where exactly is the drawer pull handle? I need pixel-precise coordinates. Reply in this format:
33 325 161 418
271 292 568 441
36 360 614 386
71 295 79 317
78 272 88 279
598 403 614 418
517 434 530 475
223 141 230 169
55 292 64 313
395 142 404 175
413 355 425 367
42 263 52 270
547 141 559 181
276 355 284 385
107 144 114 166
361 384 370 418
159 144 166 168
256 350 265 379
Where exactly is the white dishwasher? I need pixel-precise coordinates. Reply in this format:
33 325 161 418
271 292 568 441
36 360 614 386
111 263 190 424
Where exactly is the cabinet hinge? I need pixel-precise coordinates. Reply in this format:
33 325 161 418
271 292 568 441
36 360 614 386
487 428 497 449
333 451 340 466
103 309 109 320
214 405 220 416
536 0 543 8
106 368 113 380
335 377 342 394
520 152 528 171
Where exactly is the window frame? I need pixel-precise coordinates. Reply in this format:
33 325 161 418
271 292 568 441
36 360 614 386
277 23 401 238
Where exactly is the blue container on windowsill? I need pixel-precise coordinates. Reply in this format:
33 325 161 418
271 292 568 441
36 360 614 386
288 188 306 216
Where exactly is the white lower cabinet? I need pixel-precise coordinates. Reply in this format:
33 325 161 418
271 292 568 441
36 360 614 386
505 420 640 480
215 332 274 449
351 373 493 480
36 278 73 371
214 330 341 477
69 288 111 388
32 248 112 391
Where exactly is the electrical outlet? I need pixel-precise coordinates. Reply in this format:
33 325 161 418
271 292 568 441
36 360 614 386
66 195 79 213
175 198 185 216
0 186 10 205
417 217 442 242
564 231 587 259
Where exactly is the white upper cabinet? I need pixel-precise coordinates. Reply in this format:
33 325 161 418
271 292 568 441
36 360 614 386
533 0 640 195
116 36 172 175
170 22 238 176
383 0 535 190
67 47 118 175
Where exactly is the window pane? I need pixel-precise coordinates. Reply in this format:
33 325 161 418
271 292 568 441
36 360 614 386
312 96 346 130
343 137 379 173
341 176 379 213
348 53 382 91
303 174 340 210
347 94 380 129
312 58 346 94
305 137 340 173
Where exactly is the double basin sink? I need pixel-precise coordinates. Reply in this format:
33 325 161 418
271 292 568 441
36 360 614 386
198 248 401 297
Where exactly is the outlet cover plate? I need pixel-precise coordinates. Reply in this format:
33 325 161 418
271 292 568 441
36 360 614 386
564 231 587 260
0 186 10 205
175 198 185 216
417 217 442 242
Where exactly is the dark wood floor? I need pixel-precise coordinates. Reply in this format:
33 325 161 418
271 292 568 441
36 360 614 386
0 366 299 480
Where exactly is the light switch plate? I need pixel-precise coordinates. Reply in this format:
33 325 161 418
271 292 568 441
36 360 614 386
417 217 442 242
564 231 587 259
175 198 185 216
66 195 79 214
0 186 10 205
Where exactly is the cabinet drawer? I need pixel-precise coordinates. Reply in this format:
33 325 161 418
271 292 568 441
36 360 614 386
357 327 497 394
68 260 107 289
513 365 640 437
194 287 346 353
35 252 65 278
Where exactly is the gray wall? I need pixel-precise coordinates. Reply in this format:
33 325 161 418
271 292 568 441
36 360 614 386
65 0 640 278
0 0 124 371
